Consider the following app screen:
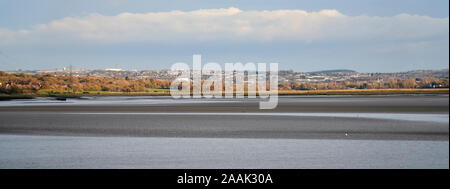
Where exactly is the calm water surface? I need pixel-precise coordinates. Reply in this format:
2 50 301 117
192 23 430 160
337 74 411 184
0 135 448 169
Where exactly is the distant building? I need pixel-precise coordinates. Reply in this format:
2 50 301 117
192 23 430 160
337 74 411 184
105 68 122 71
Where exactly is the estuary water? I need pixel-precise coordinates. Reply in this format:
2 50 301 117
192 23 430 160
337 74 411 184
0 135 448 169
0 95 448 168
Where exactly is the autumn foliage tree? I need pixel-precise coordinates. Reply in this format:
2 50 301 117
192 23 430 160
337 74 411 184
0 72 171 94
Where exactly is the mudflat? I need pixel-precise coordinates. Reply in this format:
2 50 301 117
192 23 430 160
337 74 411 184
0 95 448 113
0 95 448 140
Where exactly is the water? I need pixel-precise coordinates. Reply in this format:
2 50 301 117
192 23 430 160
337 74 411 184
0 95 448 168
0 96 241 107
0 135 448 169
64 112 449 124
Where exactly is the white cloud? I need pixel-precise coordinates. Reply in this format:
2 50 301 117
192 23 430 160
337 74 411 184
0 7 448 44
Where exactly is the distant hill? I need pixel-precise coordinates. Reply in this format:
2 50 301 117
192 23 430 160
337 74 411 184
308 69 357 74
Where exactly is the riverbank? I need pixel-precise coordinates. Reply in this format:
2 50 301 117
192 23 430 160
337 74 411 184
1 88 448 100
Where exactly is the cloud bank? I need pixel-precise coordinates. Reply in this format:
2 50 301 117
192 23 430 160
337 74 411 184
0 7 448 44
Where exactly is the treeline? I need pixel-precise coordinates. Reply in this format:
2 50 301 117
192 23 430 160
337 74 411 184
0 71 448 94
0 71 171 94
281 77 449 90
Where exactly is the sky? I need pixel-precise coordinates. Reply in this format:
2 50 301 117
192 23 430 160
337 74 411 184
0 0 448 72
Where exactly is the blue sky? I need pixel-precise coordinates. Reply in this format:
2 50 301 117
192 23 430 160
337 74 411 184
0 0 448 72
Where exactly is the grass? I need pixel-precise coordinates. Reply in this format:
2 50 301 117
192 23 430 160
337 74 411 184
277 88 449 95
0 94 34 100
147 88 170 92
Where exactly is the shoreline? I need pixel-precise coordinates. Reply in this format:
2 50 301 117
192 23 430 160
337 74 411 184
1 88 449 100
